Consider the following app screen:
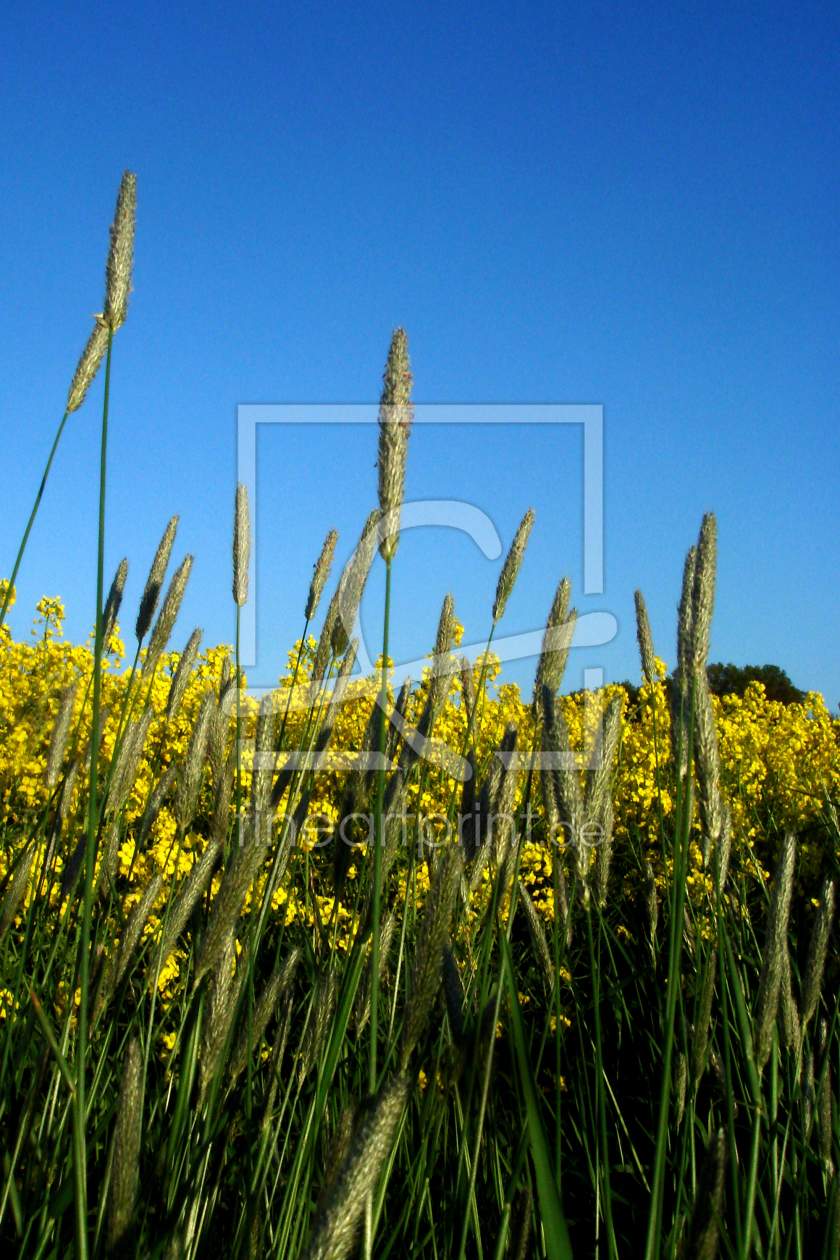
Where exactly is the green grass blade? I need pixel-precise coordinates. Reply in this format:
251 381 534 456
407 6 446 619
499 926 573 1260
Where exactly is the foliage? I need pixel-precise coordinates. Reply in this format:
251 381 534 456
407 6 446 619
706 662 806 707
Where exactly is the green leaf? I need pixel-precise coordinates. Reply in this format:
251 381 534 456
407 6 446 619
499 928 574 1260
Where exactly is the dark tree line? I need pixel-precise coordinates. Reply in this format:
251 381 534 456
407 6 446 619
610 663 806 712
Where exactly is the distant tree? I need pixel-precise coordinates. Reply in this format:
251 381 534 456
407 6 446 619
616 680 640 708
705 663 805 705
567 665 804 714
566 681 641 707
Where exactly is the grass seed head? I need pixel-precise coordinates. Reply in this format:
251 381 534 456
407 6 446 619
554 858 571 952
209 670 234 781
46 682 77 788
386 674 413 764
584 694 622 826
199 931 239 1106
442 943 467 1047
402 843 464 1067
315 1102 361 1218
332 510 380 655
493 507 535 623
316 638 359 754
230 945 302 1079
674 1051 687 1128
412 596 458 748
97 872 164 1014
673 543 697 781
491 722 520 866
691 946 718 1087
458 750 478 859
683 1127 727 1260
354 912 397 1034
707 1048 736 1117
306 528 339 620
106 1035 144 1252
802 876 835 1028
533 575 572 705
249 692 278 839
425 593 457 716
803 1043 815 1135
136 765 178 852
57 754 80 823
676 545 697 681
512 1185 534 1260
817 1017 834 1174
299 965 340 1084
433 592 456 672
644 860 659 955
634 589 657 685
594 795 615 909
300 1073 410 1260
143 554 194 676
714 807 733 899
779 942 802 1067
312 587 340 685
114 872 164 990
379 770 410 891
156 836 223 976
233 483 251 607
689 513 717 675
102 557 129 648
692 671 727 868
541 687 585 887
174 688 215 835
519 880 554 993
136 515 179 642
212 750 235 844
67 322 110 412
459 656 476 725
377 328 414 561
106 705 154 821
0 846 35 941
166 627 203 722
102 171 137 332
754 831 797 1073
193 827 265 987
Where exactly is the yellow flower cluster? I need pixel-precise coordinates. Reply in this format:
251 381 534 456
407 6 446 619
2 597 838 1006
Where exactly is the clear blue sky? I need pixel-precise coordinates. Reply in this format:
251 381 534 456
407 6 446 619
2 2 838 707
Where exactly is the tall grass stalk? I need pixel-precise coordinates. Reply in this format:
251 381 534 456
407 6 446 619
371 555 391 1098
74 325 114 1260
0 408 71 637
643 676 696 1260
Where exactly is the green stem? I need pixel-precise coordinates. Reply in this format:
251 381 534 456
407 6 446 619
644 680 695 1260
445 623 497 828
277 616 310 751
718 917 744 1254
0 409 70 636
371 556 392 1096
453 818 529 1255
236 606 242 855
74 328 113 1260
586 899 619 1259
740 1106 763 1260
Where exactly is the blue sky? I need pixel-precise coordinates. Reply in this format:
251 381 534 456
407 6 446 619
2 1 838 706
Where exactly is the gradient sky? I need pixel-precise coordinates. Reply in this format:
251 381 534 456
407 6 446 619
2 2 838 707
